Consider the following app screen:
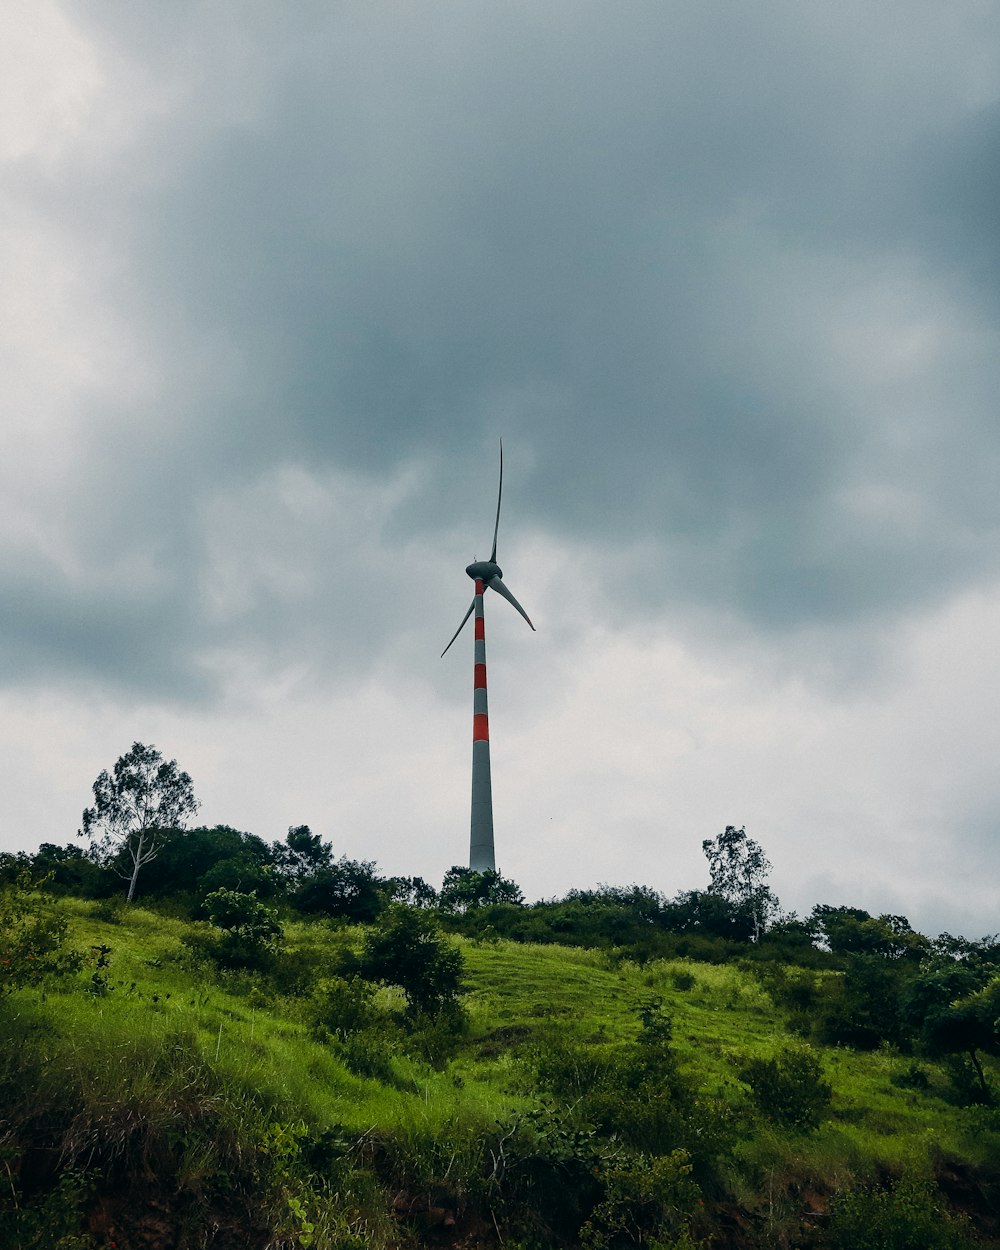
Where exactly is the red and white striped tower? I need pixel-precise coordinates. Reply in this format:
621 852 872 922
470 578 495 871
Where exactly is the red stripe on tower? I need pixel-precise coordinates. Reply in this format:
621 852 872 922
474 664 487 689
473 713 490 741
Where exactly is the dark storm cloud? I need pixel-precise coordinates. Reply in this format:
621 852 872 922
0 545 204 695
6 1 1000 696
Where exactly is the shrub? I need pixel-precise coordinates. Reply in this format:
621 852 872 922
533 1033 616 1101
334 1032 402 1084
306 976 378 1041
487 1103 607 1242
738 1046 832 1131
746 961 821 1014
303 979 407 1085
0 1167 95 1250
828 1174 979 1250
402 1004 469 1069
579 1150 702 1250
201 887 283 969
0 874 82 994
890 1061 931 1091
359 905 463 1017
534 1002 714 1165
599 1006 698 1157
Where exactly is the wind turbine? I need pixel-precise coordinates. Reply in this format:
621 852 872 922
442 441 535 872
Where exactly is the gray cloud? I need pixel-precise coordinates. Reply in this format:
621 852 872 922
4 3 1000 698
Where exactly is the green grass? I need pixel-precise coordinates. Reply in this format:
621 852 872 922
53 904 1000 1163
4 897 999 1248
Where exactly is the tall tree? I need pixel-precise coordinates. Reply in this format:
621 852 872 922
79 742 199 902
702 825 778 941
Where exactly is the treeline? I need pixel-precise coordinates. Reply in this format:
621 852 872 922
1 824 498 921
5 820 1000 1100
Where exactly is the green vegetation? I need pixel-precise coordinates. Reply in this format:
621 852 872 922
3 803 1000 1247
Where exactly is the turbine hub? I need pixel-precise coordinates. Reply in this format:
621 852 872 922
466 559 501 582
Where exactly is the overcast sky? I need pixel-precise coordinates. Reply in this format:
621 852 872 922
3 1 999 936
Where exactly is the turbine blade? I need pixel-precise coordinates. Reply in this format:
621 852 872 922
440 598 477 657
489 439 503 563
487 576 535 631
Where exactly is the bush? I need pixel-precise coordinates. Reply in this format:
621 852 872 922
579 1150 702 1250
201 888 283 969
738 1046 832 1131
359 905 463 1017
0 1167 95 1250
533 1003 716 1166
295 975 405 1084
487 1103 607 1242
829 1174 979 1250
306 976 378 1041
334 1032 402 1084
533 1033 617 1101
0 875 82 994
401 1004 469 1069
891 1061 931 1091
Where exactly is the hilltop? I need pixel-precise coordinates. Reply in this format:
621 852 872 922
2 849 1000 1249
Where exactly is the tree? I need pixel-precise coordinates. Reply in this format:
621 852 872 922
275 825 334 884
439 866 524 913
136 826 279 902
810 905 929 961
26 843 115 898
291 856 385 921
661 889 757 942
921 976 1000 1101
702 826 779 941
79 742 199 902
384 875 439 908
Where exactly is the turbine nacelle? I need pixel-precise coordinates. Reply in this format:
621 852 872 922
440 441 535 659
466 559 502 582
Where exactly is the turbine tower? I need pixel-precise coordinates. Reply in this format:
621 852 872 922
442 442 534 871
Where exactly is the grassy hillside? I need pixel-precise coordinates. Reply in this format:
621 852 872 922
2 890 999 1249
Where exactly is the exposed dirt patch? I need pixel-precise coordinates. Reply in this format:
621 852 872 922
85 1187 272 1250
935 1154 1000 1243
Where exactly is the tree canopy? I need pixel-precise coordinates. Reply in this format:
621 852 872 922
79 742 200 902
